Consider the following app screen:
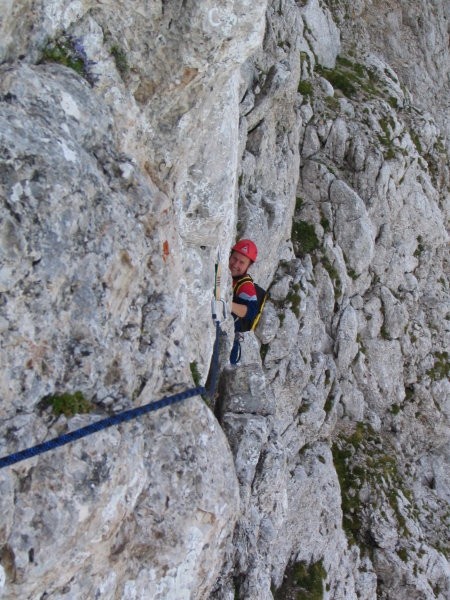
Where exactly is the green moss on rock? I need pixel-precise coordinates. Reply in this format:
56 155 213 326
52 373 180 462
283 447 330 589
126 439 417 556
292 220 320 257
427 351 450 381
110 44 129 78
332 423 414 550
273 559 327 600
42 391 93 417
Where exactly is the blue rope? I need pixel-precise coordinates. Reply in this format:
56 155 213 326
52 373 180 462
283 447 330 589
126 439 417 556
0 386 205 469
0 315 224 469
206 320 221 400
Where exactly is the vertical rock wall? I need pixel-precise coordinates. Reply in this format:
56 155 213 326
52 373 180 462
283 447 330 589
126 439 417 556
212 1 449 599
0 1 449 599
0 1 267 598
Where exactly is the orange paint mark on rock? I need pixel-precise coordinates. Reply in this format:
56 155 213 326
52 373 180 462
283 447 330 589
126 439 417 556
163 240 170 262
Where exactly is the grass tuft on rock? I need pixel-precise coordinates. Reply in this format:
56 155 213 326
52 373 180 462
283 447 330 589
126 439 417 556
273 559 327 600
41 391 93 417
292 220 320 257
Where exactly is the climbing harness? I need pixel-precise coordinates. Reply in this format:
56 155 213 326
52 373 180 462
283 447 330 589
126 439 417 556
233 274 268 332
230 273 268 365
0 251 227 470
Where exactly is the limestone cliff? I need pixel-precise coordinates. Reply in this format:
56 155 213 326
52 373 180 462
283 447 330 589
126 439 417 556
0 1 448 599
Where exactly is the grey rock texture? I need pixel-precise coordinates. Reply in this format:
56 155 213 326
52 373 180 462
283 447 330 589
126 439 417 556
0 1 449 599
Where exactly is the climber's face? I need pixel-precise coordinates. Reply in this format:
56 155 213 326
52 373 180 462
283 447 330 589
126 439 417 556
229 251 252 278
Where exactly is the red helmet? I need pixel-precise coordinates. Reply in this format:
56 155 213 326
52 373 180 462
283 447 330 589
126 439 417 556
232 239 258 262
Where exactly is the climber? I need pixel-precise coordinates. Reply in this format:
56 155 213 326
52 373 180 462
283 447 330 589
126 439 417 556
229 239 259 364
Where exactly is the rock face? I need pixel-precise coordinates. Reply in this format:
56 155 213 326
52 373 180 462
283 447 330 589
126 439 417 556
0 1 449 599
